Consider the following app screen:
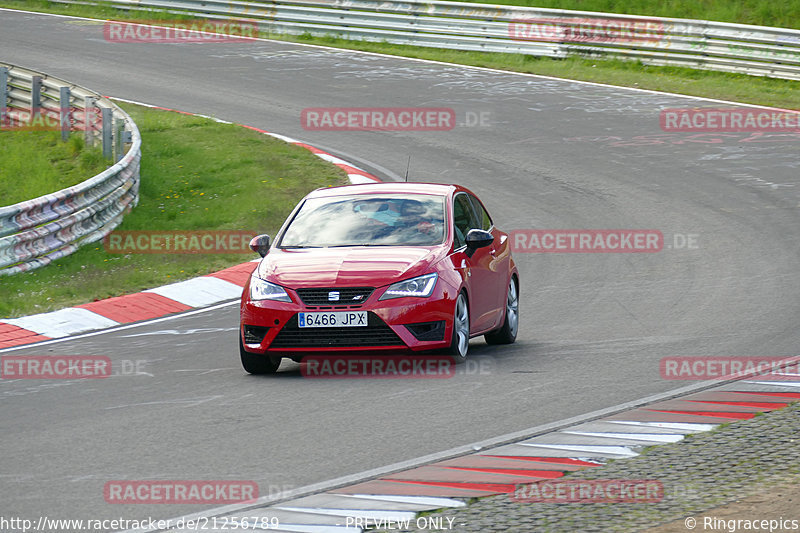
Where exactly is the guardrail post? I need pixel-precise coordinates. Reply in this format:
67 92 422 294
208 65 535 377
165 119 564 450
60 86 71 142
84 96 97 147
0 65 141 276
0 67 7 130
102 107 112 159
31 75 42 116
113 117 124 162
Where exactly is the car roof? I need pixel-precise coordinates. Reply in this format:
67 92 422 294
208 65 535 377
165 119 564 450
307 182 461 199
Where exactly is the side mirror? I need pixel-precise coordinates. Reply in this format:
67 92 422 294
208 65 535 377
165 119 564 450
465 229 493 258
249 234 271 257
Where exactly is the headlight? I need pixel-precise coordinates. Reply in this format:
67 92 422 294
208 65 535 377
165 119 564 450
379 273 438 300
249 276 292 302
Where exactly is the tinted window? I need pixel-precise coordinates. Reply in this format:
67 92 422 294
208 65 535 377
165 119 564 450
468 194 493 231
453 193 480 248
279 194 445 247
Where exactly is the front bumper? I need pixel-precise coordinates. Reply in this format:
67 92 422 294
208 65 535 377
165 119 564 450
240 278 457 355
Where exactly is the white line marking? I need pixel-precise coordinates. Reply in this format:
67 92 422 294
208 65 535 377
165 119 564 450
3 307 119 338
348 174 380 184
274 507 416 521
120 327 238 338
315 153 364 170
561 431 684 443
517 443 639 457
116 375 747 532
337 494 465 508
606 421 717 432
745 381 800 388
145 277 243 307
257 526 360 533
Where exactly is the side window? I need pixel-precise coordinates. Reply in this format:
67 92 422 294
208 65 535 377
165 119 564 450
468 194 493 231
453 193 479 248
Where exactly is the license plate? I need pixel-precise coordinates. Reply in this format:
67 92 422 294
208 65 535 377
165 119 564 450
298 311 368 328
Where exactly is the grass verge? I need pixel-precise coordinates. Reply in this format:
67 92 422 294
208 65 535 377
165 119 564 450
0 131 106 206
0 102 347 319
1 1 798 110
447 0 800 30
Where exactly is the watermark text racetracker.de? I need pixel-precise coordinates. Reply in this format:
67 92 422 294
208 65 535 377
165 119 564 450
301 354 495 379
1 107 100 131
660 108 800 133
300 107 493 131
302 107 453 131
511 230 661 253
1 356 110 379
510 230 700 253
660 356 800 381
508 16 665 43
1 356 151 379
104 480 259 504
103 230 256 254
103 19 259 43
1 516 169 533
0 515 282 532
512 479 664 503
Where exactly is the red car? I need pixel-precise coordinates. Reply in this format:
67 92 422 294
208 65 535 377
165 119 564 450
239 182 519 374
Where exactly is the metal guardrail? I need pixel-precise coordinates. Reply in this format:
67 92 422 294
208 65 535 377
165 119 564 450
0 63 141 276
61 0 800 80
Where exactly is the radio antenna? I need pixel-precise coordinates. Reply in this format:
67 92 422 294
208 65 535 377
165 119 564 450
404 155 411 182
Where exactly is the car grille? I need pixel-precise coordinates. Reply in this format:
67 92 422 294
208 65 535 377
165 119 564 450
295 287 374 308
270 312 404 348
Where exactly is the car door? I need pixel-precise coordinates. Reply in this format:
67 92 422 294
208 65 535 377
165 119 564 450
452 192 497 333
467 194 509 329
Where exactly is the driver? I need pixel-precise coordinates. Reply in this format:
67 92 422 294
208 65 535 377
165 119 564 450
354 199 402 227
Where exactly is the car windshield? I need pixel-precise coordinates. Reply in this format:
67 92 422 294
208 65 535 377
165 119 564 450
279 194 446 247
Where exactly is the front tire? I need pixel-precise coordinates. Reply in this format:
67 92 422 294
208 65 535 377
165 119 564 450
444 292 470 364
239 335 281 374
485 276 519 345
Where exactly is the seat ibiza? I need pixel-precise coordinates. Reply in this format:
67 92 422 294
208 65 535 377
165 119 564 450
239 182 519 374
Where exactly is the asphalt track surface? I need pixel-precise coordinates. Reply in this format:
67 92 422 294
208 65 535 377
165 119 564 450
2 9 800 526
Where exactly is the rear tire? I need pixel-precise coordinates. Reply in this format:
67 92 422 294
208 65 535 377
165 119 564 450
444 292 470 364
485 276 519 345
239 335 281 374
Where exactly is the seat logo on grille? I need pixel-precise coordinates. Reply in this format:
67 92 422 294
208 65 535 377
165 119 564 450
328 291 340 301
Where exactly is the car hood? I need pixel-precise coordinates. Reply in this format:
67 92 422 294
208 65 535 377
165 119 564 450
257 246 446 288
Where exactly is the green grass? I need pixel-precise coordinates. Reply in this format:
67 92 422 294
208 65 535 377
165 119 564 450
447 0 800 30
0 132 106 205
0 103 348 318
11 0 794 29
